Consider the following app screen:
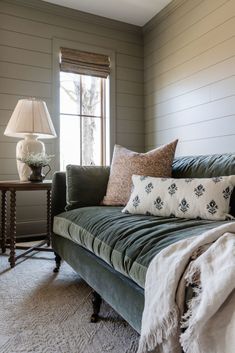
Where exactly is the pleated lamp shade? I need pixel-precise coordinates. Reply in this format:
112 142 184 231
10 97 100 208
4 98 57 139
4 98 56 181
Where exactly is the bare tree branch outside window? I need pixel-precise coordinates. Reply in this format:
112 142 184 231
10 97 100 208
60 73 102 168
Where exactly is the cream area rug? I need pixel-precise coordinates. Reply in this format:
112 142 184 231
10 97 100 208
0 250 139 353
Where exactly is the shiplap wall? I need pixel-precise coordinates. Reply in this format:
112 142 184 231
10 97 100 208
0 0 144 235
144 0 235 156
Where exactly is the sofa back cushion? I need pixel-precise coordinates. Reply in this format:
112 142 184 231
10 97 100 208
66 165 110 210
172 154 235 178
64 153 235 213
172 153 235 215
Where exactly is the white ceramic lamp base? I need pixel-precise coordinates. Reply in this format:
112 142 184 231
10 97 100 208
16 135 45 181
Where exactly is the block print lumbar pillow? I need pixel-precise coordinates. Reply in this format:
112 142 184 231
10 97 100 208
122 175 235 220
102 140 178 206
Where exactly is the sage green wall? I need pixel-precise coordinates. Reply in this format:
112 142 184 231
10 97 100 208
0 0 144 235
144 0 235 155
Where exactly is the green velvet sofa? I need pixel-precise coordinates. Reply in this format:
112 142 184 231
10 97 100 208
51 153 235 333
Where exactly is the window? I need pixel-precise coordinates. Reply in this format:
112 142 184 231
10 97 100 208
59 48 110 170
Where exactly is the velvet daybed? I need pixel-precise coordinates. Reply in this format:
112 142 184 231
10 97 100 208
51 153 235 333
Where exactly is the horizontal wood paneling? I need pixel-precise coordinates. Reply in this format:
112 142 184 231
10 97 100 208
0 12 143 57
147 135 235 156
14 190 46 206
0 61 51 83
117 93 144 108
120 145 144 153
17 205 46 220
15 220 46 236
117 80 143 95
147 115 235 145
0 0 144 235
116 53 144 70
117 106 144 121
145 16 235 73
145 95 235 132
144 0 235 156
0 158 18 174
0 174 18 181
176 135 235 155
116 132 144 149
117 119 144 134
0 45 52 68
145 0 233 56
117 67 143 83
0 28 51 53
0 109 13 125
0 142 15 158
0 77 51 97
145 56 235 105
145 36 235 89
145 76 235 117
144 0 202 41
1 0 142 45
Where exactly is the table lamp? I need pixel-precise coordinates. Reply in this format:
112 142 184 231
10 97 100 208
4 98 57 181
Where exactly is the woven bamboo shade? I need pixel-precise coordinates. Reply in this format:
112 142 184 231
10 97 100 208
60 47 110 78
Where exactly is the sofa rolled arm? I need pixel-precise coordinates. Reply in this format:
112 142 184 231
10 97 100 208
51 172 67 218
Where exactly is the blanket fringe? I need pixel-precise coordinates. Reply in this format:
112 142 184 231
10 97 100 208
180 264 202 353
181 339 201 353
137 307 179 353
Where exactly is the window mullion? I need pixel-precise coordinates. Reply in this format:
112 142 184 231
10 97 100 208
60 113 102 119
101 79 105 166
80 75 83 165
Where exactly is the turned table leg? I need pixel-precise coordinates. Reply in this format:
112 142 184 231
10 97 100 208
1 190 7 253
9 189 16 268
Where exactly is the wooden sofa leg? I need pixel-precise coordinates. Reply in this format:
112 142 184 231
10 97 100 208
90 291 102 323
53 252 61 273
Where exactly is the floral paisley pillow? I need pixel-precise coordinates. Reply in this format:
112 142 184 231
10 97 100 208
102 140 178 206
122 175 235 220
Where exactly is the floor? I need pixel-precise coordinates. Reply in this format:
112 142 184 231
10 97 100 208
0 248 139 353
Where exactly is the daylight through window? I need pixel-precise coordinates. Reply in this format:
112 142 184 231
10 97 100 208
59 48 110 170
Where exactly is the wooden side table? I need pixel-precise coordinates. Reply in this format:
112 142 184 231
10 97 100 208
0 180 52 268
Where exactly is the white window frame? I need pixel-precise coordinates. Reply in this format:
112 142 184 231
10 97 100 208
60 73 106 168
52 38 116 171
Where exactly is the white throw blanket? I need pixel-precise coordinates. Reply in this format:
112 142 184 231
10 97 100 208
138 222 235 353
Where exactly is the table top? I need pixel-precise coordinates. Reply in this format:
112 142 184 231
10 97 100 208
0 180 52 190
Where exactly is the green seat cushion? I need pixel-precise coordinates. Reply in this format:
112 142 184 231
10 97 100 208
53 206 229 288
